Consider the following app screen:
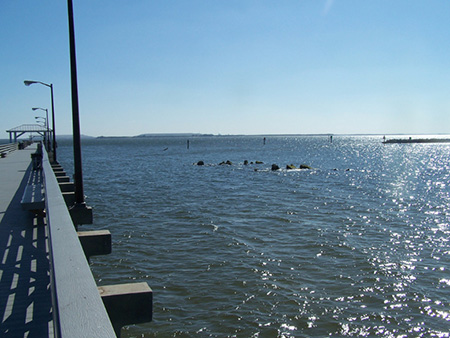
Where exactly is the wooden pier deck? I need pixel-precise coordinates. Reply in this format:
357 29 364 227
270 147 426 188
0 144 152 337
0 144 53 337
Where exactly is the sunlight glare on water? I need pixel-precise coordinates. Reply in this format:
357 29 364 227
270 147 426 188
57 136 450 337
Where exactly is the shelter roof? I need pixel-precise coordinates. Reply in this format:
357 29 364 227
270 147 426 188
6 124 51 133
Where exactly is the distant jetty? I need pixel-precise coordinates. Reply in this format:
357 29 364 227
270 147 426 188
383 138 450 144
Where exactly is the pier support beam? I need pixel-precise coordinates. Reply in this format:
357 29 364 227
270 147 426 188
56 176 70 183
59 182 75 192
99 282 153 338
78 230 111 260
69 203 93 225
63 191 75 205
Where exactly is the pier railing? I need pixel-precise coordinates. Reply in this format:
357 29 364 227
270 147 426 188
0 141 34 157
42 147 117 337
40 146 152 337
0 142 18 157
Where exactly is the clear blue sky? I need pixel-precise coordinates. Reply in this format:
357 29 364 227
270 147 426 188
1 0 450 138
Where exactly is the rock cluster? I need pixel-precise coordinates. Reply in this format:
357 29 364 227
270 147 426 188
271 163 313 171
195 160 313 170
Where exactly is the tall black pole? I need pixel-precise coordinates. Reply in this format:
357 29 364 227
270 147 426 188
46 109 50 152
67 0 84 205
43 108 51 151
50 84 57 162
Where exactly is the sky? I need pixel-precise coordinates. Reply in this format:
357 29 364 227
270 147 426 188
1 0 450 138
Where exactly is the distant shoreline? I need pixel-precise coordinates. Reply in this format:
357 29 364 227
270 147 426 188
3 133 450 144
94 133 450 140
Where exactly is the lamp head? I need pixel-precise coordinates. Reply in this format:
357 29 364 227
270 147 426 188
24 80 36 86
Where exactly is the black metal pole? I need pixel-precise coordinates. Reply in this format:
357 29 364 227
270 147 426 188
45 109 51 152
50 84 57 162
67 0 84 205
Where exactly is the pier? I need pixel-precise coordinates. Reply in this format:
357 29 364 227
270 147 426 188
0 143 152 337
383 137 450 144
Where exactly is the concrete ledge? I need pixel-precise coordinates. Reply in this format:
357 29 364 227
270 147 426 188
56 176 70 183
70 203 93 225
59 182 75 192
63 191 75 205
78 230 111 259
99 282 153 337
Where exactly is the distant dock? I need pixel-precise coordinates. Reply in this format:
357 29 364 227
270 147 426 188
383 138 450 144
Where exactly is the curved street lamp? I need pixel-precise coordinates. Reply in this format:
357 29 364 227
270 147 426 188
33 108 51 151
35 116 46 126
24 80 57 162
32 107 49 128
22 1 92 225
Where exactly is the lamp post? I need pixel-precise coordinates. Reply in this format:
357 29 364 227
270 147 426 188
35 117 49 150
65 0 92 225
35 117 46 128
67 0 84 206
24 80 57 162
33 107 50 150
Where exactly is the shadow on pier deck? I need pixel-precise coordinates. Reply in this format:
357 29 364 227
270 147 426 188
0 143 152 337
0 160 52 337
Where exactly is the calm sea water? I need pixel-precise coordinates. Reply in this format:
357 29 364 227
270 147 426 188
57 135 449 337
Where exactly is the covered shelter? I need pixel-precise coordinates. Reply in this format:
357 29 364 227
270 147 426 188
6 124 52 143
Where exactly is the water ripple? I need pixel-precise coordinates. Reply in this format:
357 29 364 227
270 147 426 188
56 136 450 337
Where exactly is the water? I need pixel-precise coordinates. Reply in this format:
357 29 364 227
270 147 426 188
57 135 450 337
